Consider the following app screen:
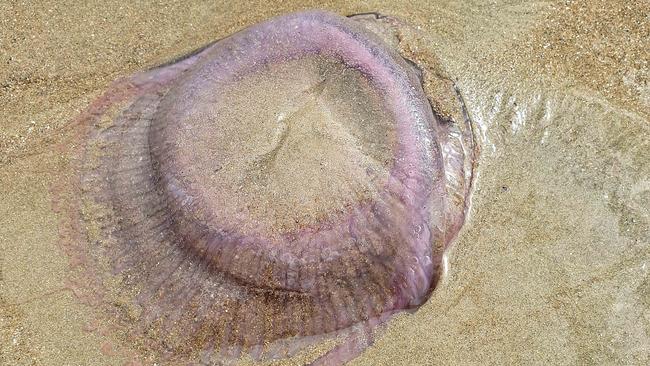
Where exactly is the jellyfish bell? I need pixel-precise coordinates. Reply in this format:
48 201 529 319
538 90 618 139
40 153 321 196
59 10 477 365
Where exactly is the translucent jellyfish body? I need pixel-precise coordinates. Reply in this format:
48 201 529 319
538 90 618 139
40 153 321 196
60 10 477 365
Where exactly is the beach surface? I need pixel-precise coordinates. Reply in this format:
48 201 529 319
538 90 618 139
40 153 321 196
1 1 648 365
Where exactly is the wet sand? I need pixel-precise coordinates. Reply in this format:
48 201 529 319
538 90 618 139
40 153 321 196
1 1 648 365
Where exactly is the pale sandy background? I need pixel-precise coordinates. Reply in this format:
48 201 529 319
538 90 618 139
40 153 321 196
1 1 648 365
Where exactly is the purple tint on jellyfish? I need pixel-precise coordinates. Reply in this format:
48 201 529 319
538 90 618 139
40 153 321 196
60 10 477 365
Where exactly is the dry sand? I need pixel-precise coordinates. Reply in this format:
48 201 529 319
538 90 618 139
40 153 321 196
1 1 648 365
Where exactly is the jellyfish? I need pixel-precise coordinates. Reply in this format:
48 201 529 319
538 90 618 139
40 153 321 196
56 10 477 365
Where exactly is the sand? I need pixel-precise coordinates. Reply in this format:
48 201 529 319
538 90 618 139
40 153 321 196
1 1 648 365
